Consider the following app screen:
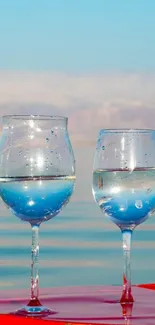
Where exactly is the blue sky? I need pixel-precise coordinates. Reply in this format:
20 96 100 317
0 0 155 71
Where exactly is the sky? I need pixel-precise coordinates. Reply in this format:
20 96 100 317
0 0 155 201
0 0 155 71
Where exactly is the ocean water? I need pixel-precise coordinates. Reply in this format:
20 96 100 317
0 200 154 291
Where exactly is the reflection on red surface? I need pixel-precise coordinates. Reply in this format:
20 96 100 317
0 284 154 324
121 302 133 318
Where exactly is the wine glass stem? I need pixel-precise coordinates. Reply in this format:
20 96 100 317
121 229 134 303
31 224 39 301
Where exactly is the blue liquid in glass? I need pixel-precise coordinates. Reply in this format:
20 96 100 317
93 169 155 229
0 176 75 225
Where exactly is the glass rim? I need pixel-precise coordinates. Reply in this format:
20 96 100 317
99 128 155 134
2 114 68 121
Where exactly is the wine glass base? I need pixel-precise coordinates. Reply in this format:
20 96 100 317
10 305 57 318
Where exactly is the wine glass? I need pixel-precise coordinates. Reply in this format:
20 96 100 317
0 115 76 317
92 129 155 303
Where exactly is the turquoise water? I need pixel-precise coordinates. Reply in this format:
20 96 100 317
0 200 154 290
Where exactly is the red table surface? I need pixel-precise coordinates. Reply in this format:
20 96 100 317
0 284 155 325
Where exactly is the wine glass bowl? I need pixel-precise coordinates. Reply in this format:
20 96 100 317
92 129 155 303
93 168 155 230
0 115 76 316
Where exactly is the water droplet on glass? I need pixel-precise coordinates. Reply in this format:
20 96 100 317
147 188 152 193
51 130 54 134
46 166 49 170
135 200 143 209
102 145 105 150
18 150 22 155
50 150 53 153
46 138 49 142
26 163 29 167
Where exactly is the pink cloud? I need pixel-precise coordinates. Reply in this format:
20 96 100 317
0 71 154 149
0 71 154 201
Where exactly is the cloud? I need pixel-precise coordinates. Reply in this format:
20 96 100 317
0 71 155 148
0 71 155 201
